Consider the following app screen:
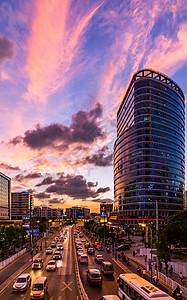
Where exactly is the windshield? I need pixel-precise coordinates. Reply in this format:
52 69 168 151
33 260 40 263
48 262 55 265
17 278 26 283
106 265 114 270
91 274 100 278
32 284 43 291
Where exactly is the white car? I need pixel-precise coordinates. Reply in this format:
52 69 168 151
13 274 31 291
46 260 57 271
79 254 88 264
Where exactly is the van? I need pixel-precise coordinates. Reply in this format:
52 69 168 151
101 261 114 275
30 277 47 299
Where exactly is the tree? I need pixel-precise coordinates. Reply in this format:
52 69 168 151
165 211 187 247
125 226 131 240
156 229 171 276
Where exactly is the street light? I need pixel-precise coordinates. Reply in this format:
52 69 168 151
139 223 153 283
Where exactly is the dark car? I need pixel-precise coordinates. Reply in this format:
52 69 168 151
87 248 95 255
85 242 90 248
95 255 105 263
87 269 102 286
53 252 62 260
116 244 130 251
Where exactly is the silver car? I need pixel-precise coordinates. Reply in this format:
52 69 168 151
13 273 31 291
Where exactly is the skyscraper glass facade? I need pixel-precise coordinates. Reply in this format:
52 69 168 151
0 172 11 219
114 69 185 226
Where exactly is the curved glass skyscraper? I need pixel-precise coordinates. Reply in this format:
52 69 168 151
114 69 185 226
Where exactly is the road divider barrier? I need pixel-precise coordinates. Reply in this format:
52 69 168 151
0 248 26 271
72 229 89 300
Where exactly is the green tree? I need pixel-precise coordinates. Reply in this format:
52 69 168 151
165 211 187 247
125 226 131 240
156 229 171 276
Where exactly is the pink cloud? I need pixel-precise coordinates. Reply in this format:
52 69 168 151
26 0 103 102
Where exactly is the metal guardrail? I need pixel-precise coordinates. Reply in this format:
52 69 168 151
72 230 89 300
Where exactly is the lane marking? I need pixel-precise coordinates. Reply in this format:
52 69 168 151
61 281 72 292
112 258 127 273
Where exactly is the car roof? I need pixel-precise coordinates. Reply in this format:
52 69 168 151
89 269 101 274
96 254 103 257
81 254 88 257
33 277 47 284
18 273 30 278
48 260 56 263
102 261 113 265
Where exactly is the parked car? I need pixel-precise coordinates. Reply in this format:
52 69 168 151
87 269 102 286
13 274 31 292
116 244 130 251
46 260 57 271
53 252 62 260
30 277 48 299
46 247 53 255
101 261 114 275
79 254 88 264
32 258 43 269
95 255 105 263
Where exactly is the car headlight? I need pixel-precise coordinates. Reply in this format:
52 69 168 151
22 284 26 289
30 292 33 296
40 291 44 296
13 284 16 288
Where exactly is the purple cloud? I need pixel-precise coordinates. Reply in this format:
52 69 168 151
0 35 14 64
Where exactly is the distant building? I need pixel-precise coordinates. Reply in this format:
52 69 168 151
114 69 185 226
11 191 33 220
0 172 11 219
65 207 90 219
100 202 113 218
90 212 98 219
34 206 63 219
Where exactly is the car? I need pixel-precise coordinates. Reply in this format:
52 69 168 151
95 255 105 263
30 277 48 299
79 234 83 238
81 239 86 243
13 273 31 292
46 260 57 271
51 242 56 248
60 237 64 242
116 244 130 251
57 244 64 251
76 245 83 250
99 296 120 300
87 248 95 255
53 252 62 260
87 269 102 286
32 258 43 269
76 242 83 248
79 254 88 264
77 249 84 256
46 247 53 255
101 261 114 275
85 242 90 248
96 244 103 251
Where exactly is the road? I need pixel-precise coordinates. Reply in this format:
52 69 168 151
77 232 135 300
0 226 81 300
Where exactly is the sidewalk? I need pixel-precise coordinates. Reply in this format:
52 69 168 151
123 251 187 299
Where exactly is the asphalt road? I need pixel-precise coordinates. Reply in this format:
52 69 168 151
0 226 81 300
77 233 137 300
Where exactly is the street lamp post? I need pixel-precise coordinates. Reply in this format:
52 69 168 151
139 223 153 283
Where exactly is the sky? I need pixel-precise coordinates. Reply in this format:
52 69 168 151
0 0 187 213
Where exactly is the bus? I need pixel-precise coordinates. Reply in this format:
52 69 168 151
117 273 174 300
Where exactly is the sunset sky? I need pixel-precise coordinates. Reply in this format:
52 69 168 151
0 0 186 212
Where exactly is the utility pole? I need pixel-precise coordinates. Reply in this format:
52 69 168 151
156 200 158 231
150 226 153 283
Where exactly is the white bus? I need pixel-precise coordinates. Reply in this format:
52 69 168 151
117 273 174 300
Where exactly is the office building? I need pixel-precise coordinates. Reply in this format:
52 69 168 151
11 191 33 220
100 202 113 218
114 69 185 226
65 207 90 219
0 172 11 219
